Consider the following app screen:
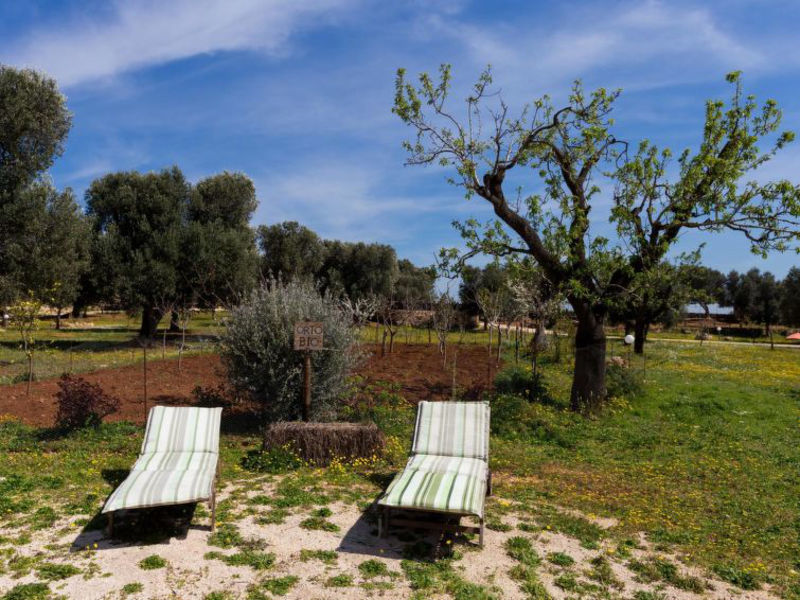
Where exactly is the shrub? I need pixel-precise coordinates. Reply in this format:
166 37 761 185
605 362 643 400
494 366 555 406
54 374 120 430
219 278 362 424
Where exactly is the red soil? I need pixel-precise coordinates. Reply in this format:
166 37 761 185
0 344 500 427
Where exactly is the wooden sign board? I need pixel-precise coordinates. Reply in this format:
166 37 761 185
294 321 324 351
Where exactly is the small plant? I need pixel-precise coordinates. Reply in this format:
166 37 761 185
605 362 643 400
358 559 390 578
55 374 120 430
204 592 233 600
325 573 354 588
547 552 575 567
1 583 51 600
587 556 624 589
260 576 299 596
121 582 144 595
299 549 338 565
505 536 540 567
36 562 81 580
138 554 167 570
208 523 243 548
712 564 760 590
300 515 340 532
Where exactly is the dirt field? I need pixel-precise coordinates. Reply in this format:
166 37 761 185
0 344 500 427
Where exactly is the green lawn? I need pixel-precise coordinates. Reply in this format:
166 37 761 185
0 311 223 384
0 325 797 598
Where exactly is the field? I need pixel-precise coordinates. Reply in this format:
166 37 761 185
0 314 797 599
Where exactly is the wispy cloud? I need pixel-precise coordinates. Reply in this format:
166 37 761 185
6 0 357 87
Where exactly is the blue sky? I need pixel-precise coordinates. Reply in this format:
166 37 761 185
3 0 800 276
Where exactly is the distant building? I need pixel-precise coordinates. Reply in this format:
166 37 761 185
683 303 735 319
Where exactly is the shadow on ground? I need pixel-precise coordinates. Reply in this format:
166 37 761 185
337 503 479 561
72 503 204 552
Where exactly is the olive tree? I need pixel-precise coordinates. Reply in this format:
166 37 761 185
219 278 362 424
393 66 800 411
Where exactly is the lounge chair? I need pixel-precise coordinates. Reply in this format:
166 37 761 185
102 406 222 536
377 400 491 546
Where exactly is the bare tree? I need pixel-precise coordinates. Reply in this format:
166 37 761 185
432 292 456 367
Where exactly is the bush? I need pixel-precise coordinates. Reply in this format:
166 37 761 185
491 394 579 448
494 366 555 406
605 362 643 400
55 374 120 430
219 278 362 423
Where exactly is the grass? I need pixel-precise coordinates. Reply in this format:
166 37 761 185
0 583 51 600
299 549 338 565
0 320 797 598
0 311 222 385
121 582 144 595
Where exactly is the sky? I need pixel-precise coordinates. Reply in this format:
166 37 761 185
3 0 800 277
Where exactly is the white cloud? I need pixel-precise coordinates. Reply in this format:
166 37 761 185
419 0 768 98
6 0 357 87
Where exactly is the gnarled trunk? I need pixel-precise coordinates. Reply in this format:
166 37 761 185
570 307 607 413
139 304 163 339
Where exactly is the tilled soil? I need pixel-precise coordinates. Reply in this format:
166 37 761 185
0 343 501 427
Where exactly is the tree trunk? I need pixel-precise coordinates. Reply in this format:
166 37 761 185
55 308 62 330
533 319 548 352
633 316 649 354
569 310 607 413
169 310 181 333
139 305 163 339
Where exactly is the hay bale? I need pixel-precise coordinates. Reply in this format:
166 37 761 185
263 422 385 466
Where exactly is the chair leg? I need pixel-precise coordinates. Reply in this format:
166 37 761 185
210 487 217 532
487 470 493 497
479 517 485 547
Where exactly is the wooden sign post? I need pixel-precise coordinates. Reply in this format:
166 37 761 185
294 321 324 421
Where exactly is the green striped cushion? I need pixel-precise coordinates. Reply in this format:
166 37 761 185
101 462 217 513
378 454 487 517
102 406 221 513
141 406 222 454
412 401 490 460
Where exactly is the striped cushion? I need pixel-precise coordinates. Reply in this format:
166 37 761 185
141 406 222 454
412 401 490 460
102 406 221 513
101 462 217 513
378 454 487 517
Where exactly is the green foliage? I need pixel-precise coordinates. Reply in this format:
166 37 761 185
241 446 304 474
0 66 71 195
494 367 555 406
121 582 144 595
0 583 51 600
358 559 390 578
219 277 361 423
546 552 575 567
36 562 81 580
259 576 299 595
325 573 354 587
712 564 760 590
299 515 339 532
505 537 540 567
137 554 167 570
208 524 243 549
605 363 643 400
299 549 338 565
257 221 327 281
490 394 578 448
627 557 705 592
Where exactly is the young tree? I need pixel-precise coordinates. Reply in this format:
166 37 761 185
393 66 800 411
86 167 189 339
